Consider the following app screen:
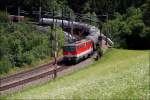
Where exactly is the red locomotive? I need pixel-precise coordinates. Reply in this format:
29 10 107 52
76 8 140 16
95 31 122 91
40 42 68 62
63 39 93 63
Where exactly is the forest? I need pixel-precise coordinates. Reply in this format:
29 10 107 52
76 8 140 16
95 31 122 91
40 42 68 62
0 0 149 48
0 0 150 74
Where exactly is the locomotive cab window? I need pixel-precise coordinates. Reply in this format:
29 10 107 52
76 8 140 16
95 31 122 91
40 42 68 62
64 46 76 51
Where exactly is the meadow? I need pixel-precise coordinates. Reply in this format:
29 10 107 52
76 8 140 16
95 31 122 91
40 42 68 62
3 49 149 99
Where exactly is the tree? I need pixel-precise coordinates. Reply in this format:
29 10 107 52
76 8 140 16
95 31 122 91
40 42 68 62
143 0 150 26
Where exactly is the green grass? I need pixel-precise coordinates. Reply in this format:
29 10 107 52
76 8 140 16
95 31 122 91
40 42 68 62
2 49 150 99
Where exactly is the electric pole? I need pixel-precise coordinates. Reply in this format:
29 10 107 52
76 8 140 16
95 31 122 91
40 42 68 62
18 6 20 22
90 12 92 25
70 12 74 42
39 0 41 21
105 13 108 45
52 7 57 79
62 8 64 29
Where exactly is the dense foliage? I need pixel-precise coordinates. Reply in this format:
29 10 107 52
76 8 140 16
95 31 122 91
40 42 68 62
0 22 49 74
0 13 64 74
102 7 150 49
0 0 149 49
0 0 70 16
68 0 150 49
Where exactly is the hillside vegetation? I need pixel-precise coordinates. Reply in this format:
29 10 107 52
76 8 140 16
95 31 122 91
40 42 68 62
0 12 64 75
4 49 149 99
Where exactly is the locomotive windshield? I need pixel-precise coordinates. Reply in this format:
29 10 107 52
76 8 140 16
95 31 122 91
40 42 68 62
63 46 75 51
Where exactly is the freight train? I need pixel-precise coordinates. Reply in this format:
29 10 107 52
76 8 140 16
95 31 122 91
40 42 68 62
39 18 113 63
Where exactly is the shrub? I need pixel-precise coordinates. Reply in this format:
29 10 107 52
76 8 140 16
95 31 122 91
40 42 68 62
22 52 34 65
0 58 11 74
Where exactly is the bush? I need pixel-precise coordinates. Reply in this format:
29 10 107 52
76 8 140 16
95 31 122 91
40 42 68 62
0 59 11 74
22 52 34 65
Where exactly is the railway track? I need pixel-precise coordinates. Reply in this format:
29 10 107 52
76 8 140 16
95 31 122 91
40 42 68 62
0 55 94 95
0 57 63 93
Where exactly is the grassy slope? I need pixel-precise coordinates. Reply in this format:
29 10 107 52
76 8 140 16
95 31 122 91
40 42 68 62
3 49 149 99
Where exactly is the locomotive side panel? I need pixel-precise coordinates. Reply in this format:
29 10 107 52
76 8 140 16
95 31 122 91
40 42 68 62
63 40 93 63
76 40 93 58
